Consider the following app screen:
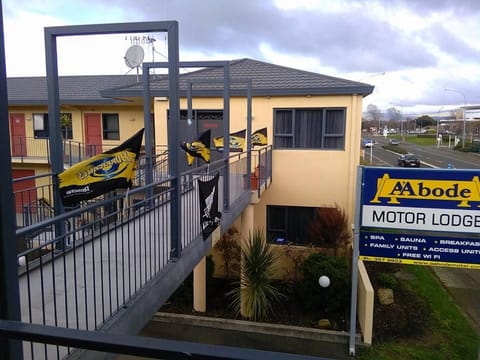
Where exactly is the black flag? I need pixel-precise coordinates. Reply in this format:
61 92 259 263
198 173 221 240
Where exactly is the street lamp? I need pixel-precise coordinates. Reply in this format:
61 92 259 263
436 106 444 148
357 72 386 82
444 88 467 148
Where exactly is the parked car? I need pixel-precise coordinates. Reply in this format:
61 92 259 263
362 139 374 148
388 138 400 146
398 153 420 167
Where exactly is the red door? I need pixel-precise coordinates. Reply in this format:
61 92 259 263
12 169 36 214
84 113 102 156
10 113 26 157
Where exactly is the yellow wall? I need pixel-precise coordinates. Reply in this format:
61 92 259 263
153 93 364 228
9 105 146 147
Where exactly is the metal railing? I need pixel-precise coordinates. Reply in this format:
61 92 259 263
11 137 50 163
11 147 271 359
10 136 172 169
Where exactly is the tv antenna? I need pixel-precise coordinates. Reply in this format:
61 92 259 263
124 44 145 80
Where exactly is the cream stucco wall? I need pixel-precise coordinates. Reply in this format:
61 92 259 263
153 94 364 229
9 105 145 147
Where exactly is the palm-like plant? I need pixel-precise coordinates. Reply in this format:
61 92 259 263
227 229 285 321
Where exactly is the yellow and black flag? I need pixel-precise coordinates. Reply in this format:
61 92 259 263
252 127 268 146
180 130 211 166
213 129 246 152
59 128 144 206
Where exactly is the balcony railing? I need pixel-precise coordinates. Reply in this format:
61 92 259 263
10 136 172 169
11 147 272 359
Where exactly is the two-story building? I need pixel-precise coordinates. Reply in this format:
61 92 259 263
7 59 375 343
9 58 373 246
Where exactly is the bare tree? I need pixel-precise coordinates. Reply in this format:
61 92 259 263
366 104 382 132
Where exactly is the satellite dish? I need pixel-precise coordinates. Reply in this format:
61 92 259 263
124 44 145 68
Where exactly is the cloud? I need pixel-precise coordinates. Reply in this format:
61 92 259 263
2 0 479 111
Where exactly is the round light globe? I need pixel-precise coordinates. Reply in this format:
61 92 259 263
319 275 330 288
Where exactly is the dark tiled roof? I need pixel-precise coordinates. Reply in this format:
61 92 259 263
7 59 373 104
101 58 374 98
7 75 140 105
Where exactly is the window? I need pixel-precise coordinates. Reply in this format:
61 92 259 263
33 113 49 138
61 113 73 139
273 108 345 149
267 205 316 245
102 113 119 140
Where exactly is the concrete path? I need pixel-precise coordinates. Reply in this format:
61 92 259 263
432 267 480 335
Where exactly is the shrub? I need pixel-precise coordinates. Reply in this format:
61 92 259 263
215 227 241 279
307 205 351 255
227 229 285 321
297 252 349 317
281 243 310 289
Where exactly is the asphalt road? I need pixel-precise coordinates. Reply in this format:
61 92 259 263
364 137 480 335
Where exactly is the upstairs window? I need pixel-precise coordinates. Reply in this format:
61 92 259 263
273 108 345 149
33 113 49 138
102 113 119 140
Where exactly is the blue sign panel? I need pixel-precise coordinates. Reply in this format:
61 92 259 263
359 167 480 269
360 231 480 269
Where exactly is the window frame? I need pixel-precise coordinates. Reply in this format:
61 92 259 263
266 205 316 245
273 107 346 150
102 113 120 140
33 113 49 138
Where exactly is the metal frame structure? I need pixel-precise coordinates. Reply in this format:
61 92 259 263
0 0 23 357
0 14 277 360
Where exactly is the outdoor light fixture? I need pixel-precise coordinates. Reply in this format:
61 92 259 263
319 275 331 288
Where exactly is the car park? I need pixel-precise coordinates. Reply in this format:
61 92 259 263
397 153 420 167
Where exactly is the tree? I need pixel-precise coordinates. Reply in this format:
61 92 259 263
387 107 402 127
415 115 436 128
366 104 383 132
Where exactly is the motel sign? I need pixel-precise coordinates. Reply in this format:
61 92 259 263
358 167 480 269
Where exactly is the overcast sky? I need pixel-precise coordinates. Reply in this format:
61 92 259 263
2 0 480 114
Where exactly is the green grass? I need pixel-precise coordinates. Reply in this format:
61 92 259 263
358 265 480 360
403 135 437 146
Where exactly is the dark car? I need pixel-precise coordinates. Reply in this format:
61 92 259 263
398 153 420 167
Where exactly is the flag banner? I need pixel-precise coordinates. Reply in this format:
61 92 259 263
180 130 211 166
59 128 144 206
252 127 268 146
198 173 222 240
213 129 246 152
